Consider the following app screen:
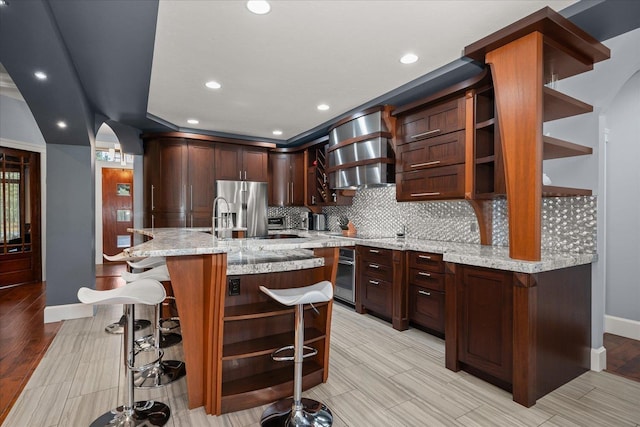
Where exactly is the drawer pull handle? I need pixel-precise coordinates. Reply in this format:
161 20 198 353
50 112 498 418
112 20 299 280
418 255 431 260
369 249 380 254
411 192 440 197
369 280 380 285
418 272 431 277
410 160 441 168
369 264 379 269
418 290 431 296
411 129 441 139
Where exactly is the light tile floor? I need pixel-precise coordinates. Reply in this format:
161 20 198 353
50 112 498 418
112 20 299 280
3 303 639 427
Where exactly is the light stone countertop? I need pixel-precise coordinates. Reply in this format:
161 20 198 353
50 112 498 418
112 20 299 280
127 228 596 274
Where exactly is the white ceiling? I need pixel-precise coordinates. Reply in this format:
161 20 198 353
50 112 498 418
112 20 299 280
148 0 576 143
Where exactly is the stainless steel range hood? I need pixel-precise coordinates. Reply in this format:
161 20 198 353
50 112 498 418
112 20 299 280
327 107 395 189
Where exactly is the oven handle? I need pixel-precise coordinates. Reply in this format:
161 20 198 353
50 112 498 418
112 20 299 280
338 259 355 266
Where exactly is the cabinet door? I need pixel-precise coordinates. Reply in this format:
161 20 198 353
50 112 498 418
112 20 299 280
154 140 188 213
215 145 242 181
458 266 513 383
397 130 465 173
396 164 465 201
360 276 393 317
151 212 187 228
397 97 465 144
290 152 305 206
243 148 268 182
269 153 289 206
188 143 215 226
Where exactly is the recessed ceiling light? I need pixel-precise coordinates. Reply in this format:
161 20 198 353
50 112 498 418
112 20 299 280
317 104 330 111
187 119 199 125
205 80 221 89
272 130 283 136
247 1 270 15
57 121 67 129
34 71 47 80
400 53 419 64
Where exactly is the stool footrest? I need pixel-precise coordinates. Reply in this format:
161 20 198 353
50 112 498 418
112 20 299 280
272 345 318 362
130 347 164 373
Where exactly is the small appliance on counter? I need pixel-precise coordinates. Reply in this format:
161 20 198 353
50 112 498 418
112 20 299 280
306 212 327 231
267 216 286 230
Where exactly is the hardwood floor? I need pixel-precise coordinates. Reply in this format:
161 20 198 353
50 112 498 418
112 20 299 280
1 267 639 426
0 282 60 425
605 333 640 382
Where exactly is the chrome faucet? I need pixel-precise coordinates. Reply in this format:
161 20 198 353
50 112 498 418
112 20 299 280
212 196 233 239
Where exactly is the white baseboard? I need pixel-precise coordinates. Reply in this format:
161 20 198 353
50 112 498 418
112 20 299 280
44 303 94 323
591 346 607 372
605 315 640 341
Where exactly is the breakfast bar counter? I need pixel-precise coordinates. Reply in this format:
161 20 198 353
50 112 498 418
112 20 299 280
125 228 354 415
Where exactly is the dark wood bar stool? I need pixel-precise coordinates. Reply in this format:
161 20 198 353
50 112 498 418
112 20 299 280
77 279 171 427
259 280 334 427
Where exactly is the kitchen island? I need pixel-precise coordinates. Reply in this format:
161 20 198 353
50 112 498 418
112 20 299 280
125 228 355 415
127 228 596 411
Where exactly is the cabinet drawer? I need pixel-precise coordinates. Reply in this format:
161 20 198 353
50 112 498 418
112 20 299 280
361 261 393 280
408 252 444 273
396 164 465 201
409 285 444 333
408 268 445 292
397 97 465 145
361 276 392 316
358 246 392 265
397 130 465 173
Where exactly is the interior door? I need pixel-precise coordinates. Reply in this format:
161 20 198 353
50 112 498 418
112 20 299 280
0 147 41 287
102 168 133 257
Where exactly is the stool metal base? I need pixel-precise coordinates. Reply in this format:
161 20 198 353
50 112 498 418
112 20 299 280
105 316 151 335
134 360 186 388
89 400 170 427
135 332 182 350
261 398 332 427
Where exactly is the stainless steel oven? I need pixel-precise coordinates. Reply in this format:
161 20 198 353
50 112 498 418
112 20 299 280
334 247 355 304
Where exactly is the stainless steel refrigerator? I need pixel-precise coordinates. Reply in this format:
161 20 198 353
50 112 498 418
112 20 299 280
215 180 268 238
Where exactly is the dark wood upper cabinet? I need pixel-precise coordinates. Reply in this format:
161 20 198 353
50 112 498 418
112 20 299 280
269 152 304 206
216 144 268 182
144 138 215 228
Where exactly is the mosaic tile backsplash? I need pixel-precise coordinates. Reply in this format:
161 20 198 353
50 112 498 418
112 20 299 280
269 186 597 254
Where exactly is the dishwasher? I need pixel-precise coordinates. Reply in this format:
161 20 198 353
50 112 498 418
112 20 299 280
334 247 355 304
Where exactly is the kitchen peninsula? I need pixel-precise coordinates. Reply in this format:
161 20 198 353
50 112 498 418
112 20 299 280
126 227 596 411
125 228 354 415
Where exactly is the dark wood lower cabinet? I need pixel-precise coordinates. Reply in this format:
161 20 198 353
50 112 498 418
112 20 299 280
445 263 592 407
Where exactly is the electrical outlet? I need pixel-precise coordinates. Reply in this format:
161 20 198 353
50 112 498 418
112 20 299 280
228 278 240 296
470 222 478 232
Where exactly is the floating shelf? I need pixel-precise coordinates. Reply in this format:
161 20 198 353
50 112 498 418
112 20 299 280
223 327 324 360
543 37 594 82
224 301 328 321
542 185 592 197
543 87 593 122
543 135 593 160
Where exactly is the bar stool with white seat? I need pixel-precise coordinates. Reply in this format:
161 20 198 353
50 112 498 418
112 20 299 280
78 279 171 427
121 264 186 388
127 256 166 272
102 252 151 334
259 280 334 427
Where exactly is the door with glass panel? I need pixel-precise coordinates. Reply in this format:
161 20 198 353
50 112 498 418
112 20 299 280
0 147 41 288
102 168 133 257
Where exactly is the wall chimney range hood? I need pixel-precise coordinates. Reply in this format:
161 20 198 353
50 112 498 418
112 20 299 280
327 106 395 190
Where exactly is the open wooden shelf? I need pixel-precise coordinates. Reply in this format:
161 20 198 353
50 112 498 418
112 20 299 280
221 362 323 413
224 301 328 321
543 135 593 160
223 327 324 360
543 37 594 82
542 185 592 197
476 155 496 165
475 118 495 130
543 87 593 122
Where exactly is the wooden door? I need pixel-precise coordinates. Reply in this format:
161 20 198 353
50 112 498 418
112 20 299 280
269 153 289 206
215 145 242 181
0 147 41 287
102 168 134 257
188 143 216 227
243 148 268 182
